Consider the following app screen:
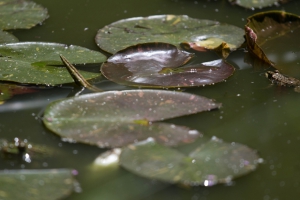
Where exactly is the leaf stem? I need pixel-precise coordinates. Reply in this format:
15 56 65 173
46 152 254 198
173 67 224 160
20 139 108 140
59 55 103 92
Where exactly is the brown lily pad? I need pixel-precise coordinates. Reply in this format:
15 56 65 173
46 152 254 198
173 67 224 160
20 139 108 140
101 43 235 88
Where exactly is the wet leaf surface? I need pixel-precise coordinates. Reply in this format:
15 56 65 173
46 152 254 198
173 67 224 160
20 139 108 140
245 11 300 77
0 30 18 44
101 43 235 88
0 169 79 200
0 42 107 85
43 90 221 148
120 137 260 186
228 0 289 9
95 15 244 54
0 0 48 30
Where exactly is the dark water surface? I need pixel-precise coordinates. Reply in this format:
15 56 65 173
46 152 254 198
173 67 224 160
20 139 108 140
1 0 300 199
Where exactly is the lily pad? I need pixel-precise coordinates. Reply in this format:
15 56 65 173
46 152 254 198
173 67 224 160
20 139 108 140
245 11 300 77
0 42 107 85
0 0 48 30
95 15 245 54
0 30 18 44
228 0 289 9
43 90 221 148
120 137 260 186
101 43 235 88
0 169 79 200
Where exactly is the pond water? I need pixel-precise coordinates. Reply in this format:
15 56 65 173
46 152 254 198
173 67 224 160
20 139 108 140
1 0 300 199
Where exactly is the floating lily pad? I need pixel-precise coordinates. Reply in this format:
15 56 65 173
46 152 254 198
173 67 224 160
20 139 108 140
120 137 260 186
43 90 221 148
95 15 244 54
101 43 235 88
0 42 107 85
0 30 18 44
0 169 79 200
228 0 289 9
0 0 48 30
245 11 300 77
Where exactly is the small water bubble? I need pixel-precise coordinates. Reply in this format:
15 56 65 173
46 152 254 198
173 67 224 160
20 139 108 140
23 153 31 163
188 130 198 135
203 175 218 186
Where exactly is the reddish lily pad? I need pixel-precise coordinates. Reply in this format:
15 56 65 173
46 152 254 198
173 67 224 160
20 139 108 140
0 169 79 200
120 137 260 186
245 11 300 77
43 90 221 148
0 83 37 104
101 43 235 88
95 15 244 54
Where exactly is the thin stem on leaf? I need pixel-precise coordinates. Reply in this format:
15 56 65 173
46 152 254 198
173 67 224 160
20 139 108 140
59 55 103 92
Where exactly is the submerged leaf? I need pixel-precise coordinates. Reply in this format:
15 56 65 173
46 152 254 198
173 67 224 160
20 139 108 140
0 84 36 104
0 169 79 200
95 15 244 54
43 90 221 148
101 43 235 88
245 11 300 77
0 0 48 30
0 42 107 85
120 137 260 186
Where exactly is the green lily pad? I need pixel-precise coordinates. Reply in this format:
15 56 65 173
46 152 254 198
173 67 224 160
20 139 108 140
101 43 235 88
0 42 107 85
0 169 79 200
43 90 221 148
228 0 289 9
245 11 300 77
0 0 48 30
95 15 244 54
120 137 260 186
0 30 18 44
